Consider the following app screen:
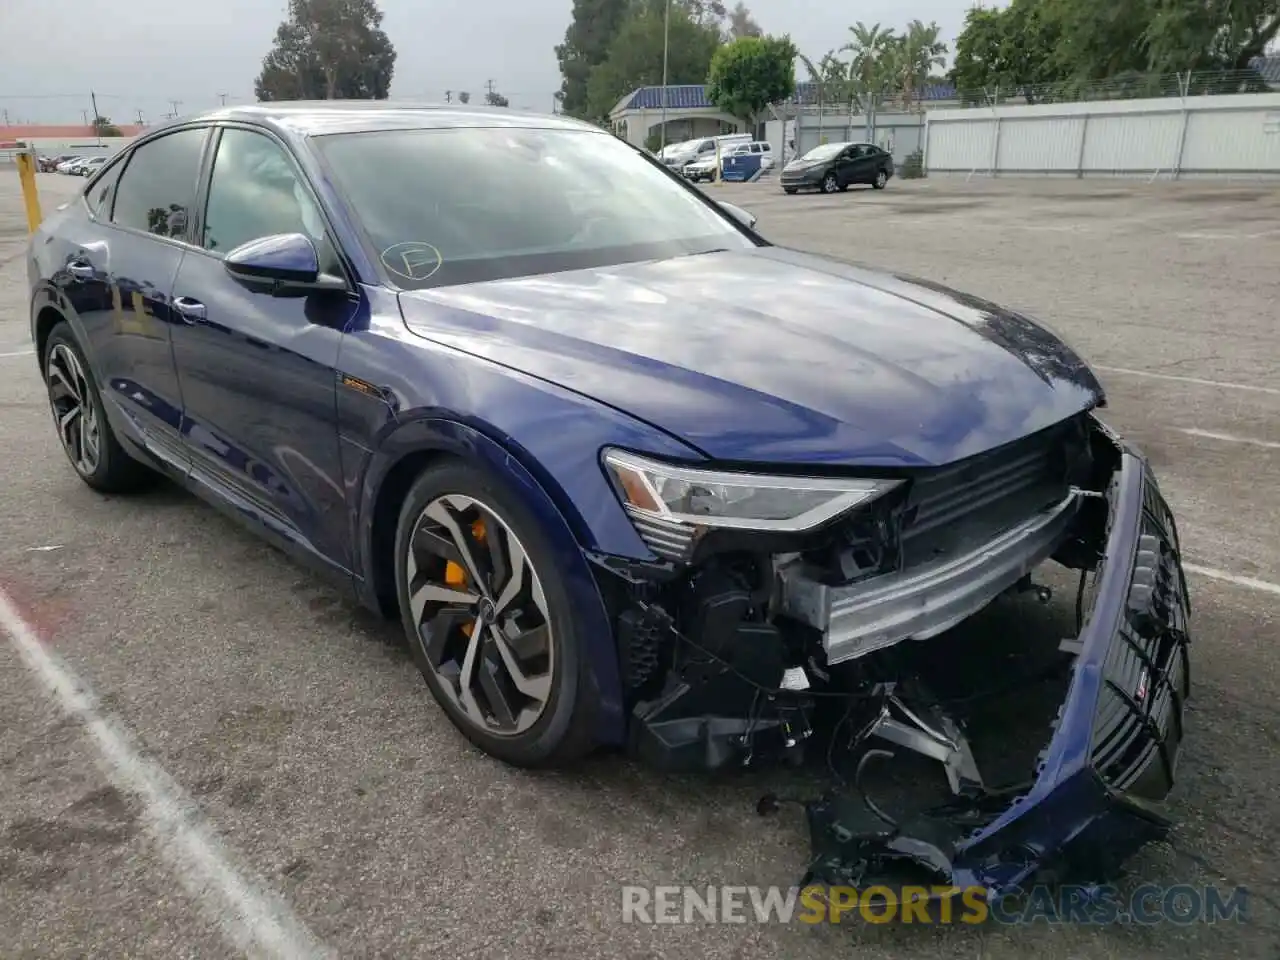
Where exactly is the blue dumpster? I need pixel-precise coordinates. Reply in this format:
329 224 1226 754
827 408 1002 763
721 152 764 182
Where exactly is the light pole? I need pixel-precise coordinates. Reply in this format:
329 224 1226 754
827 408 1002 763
659 0 670 152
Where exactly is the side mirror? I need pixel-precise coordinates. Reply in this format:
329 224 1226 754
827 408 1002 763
717 201 757 231
223 233 346 297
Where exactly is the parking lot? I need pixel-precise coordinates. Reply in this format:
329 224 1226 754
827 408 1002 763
1 171 1278 959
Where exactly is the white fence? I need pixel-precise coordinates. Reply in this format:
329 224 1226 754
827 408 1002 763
794 110 926 166
924 92 1280 179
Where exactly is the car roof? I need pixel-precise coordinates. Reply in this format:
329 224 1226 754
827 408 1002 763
145 101 600 139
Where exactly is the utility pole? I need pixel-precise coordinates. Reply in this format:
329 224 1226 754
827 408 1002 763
90 90 100 125
168 99 182 119
81 109 90 126
136 109 145 126
444 90 452 103
218 92 228 106
660 0 670 152
485 79 496 98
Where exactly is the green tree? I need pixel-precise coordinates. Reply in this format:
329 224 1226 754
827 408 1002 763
255 0 396 100
950 1 1062 103
583 2 723 122
93 115 123 137
889 20 948 111
555 0 633 117
951 0 1278 103
485 89 510 107
458 91 471 104
706 34 797 131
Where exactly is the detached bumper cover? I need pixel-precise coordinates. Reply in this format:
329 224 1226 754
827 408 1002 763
807 451 1192 897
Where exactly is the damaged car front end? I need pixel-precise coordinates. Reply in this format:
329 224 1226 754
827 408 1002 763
592 413 1191 901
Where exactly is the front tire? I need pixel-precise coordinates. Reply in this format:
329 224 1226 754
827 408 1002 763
394 461 598 767
783 187 798 194
43 323 152 493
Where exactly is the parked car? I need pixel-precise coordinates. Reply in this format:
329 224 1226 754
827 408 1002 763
42 154 78 172
663 133 752 172
55 157 85 174
27 103 1190 900
77 156 108 177
780 141 894 194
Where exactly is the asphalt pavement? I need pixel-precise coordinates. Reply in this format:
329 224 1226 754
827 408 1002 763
1 171 1277 959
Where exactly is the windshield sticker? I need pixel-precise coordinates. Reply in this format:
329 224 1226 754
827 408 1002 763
380 241 442 282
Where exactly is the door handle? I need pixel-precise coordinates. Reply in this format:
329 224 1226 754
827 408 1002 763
173 296 207 324
66 260 95 281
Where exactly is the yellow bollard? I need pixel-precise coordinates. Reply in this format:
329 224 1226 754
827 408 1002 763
16 149 43 232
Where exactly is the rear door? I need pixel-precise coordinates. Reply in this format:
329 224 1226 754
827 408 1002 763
66 127 210 469
168 124 355 571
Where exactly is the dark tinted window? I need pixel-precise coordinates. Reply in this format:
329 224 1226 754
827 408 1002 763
202 128 328 255
111 128 206 239
315 127 753 290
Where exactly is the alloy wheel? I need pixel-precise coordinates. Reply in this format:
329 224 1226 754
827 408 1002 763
823 174 838 193
875 170 888 188
405 494 554 736
46 343 101 477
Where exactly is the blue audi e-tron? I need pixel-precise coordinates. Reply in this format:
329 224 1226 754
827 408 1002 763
27 103 1190 898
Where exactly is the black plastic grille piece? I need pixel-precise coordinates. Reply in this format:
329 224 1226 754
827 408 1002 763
618 606 667 690
902 417 1079 541
1091 480 1191 799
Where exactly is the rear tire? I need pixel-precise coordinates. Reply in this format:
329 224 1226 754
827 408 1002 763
394 461 599 768
873 169 889 190
783 187 798 194
43 322 153 493
822 173 839 194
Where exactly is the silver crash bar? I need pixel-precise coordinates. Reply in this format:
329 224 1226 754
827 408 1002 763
778 493 1080 665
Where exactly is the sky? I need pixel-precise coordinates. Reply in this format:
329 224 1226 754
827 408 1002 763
0 0 977 125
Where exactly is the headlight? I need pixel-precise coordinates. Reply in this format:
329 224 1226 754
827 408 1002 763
603 449 901 559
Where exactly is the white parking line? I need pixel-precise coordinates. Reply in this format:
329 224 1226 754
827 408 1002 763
1175 427 1280 450
0 349 34 359
0 586 333 960
1096 365 1280 396
1185 564 1280 599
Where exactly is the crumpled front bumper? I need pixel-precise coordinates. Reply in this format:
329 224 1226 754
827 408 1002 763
807 449 1192 898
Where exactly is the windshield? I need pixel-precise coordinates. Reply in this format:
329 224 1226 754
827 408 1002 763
315 127 755 289
800 143 847 162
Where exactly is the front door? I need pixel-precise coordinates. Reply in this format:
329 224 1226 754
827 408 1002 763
169 125 356 571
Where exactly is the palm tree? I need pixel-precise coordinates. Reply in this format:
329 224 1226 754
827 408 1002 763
841 21 897 140
799 50 850 147
894 20 948 112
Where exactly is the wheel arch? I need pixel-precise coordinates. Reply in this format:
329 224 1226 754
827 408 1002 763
30 287 72 368
356 415 634 745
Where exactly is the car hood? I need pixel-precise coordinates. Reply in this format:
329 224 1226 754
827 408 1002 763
396 247 1104 468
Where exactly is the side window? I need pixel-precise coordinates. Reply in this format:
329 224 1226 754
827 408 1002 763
761 143 771 152
202 128 328 257
85 157 125 219
111 129 207 239
698 141 715 155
